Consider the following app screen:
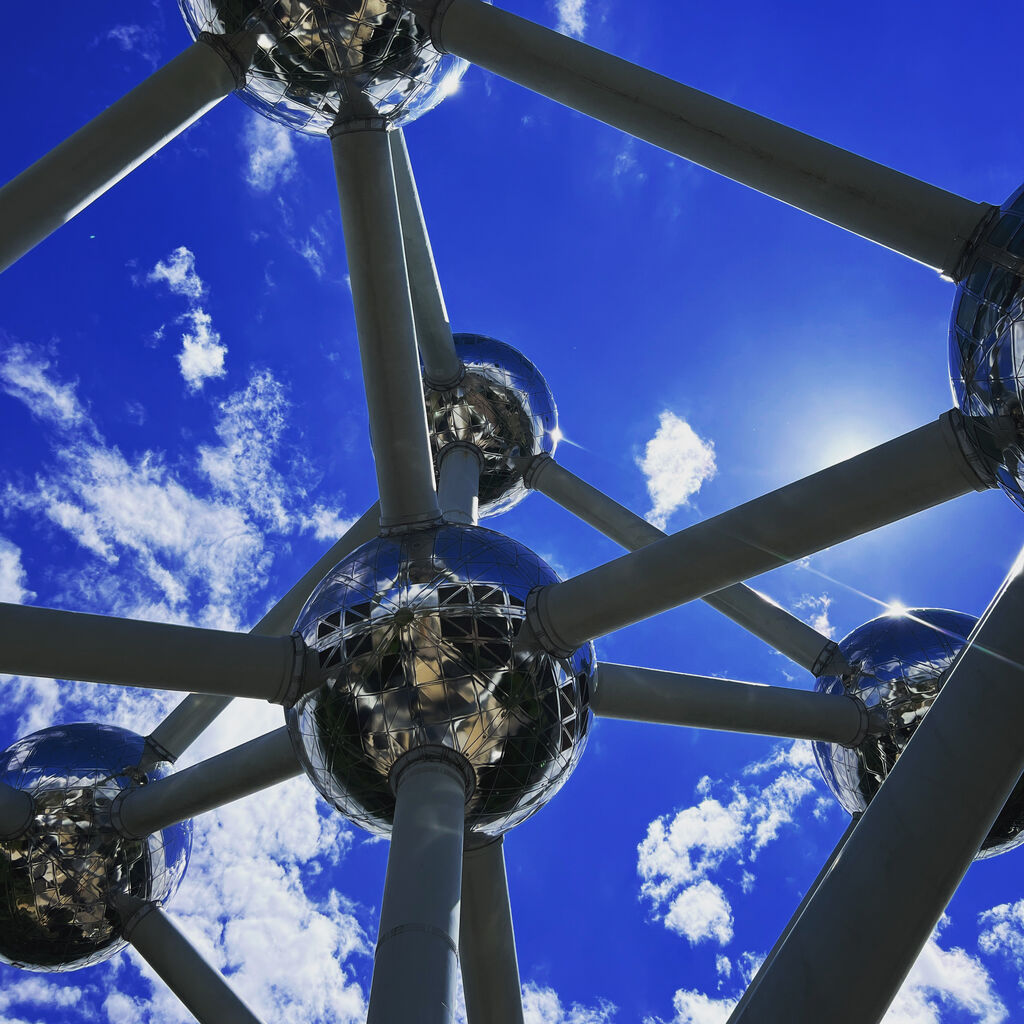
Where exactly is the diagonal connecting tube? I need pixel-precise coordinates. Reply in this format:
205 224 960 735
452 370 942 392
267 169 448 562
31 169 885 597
522 454 846 674
0 33 255 274
414 0 993 276
727 547 1024 1024
523 412 991 655
332 123 441 530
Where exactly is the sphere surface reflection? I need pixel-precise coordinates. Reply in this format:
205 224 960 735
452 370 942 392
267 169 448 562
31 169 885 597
949 183 1024 508
286 523 593 837
178 0 468 134
425 334 558 518
813 609 1024 858
0 724 192 972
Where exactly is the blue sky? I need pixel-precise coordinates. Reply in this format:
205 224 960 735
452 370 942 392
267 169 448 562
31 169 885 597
1 0 1024 1021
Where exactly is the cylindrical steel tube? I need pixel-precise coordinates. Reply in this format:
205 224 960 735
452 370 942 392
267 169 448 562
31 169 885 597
728 551 1024 1024
367 755 468 1024
389 130 462 387
115 728 300 837
123 902 263 1024
433 0 991 275
438 443 482 525
0 40 240 273
331 125 441 528
592 663 866 745
0 782 33 841
527 413 988 654
525 455 845 673
460 837 525 1024
0 602 296 699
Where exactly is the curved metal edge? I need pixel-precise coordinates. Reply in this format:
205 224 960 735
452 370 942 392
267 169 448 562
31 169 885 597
0 789 35 842
270 633 310 708
939 409 1000 492
197 30 259 90
388 744 477 801
524 585 576 658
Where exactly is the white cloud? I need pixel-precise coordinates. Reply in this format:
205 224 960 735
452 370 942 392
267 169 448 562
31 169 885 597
147 249 227 390
244 117 297 193
978 898 1024 972
794 593 836 638
636 411 716 531
522 984 617 1024
553 0 587 38
148 247 206 302
0 341 87 429
0 537 33 604
652 989 734 1024
638 741 818 946
301 506 360 543
105 24 160 68
664 880 733 945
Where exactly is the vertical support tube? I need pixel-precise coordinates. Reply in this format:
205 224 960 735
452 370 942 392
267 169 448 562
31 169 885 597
728 551 1024 1024
523 455 845 673
122 902 263 1024
0 782 33 840
367 753 469 1024
429 0 992 275
0 38 246 273
460 837 525 1024
331 124 441 529
389 130 463 387
438 443 483 525
527 414 990 654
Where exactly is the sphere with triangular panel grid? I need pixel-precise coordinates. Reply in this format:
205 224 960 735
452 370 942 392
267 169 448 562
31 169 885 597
285 523 593 837
812 608 1024 858
0 724 192 972
178 0 469 134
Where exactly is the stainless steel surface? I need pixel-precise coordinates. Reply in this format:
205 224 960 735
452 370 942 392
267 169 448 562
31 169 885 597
593 662 867 745
437 442 483 525
524 412 990 656
950 183 1024 508
460 837 524 1024
426 335 558 518
0 725 191 972
179 0 468 133
286 523 594 837
814 608 1024 858
429 0 992 274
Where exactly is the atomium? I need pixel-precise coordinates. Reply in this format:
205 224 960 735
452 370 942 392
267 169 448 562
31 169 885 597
813 609 1024 858
424 334 559 518
287 522 594 836
0 724 191 972
178 0 469 133
950 183 1024 509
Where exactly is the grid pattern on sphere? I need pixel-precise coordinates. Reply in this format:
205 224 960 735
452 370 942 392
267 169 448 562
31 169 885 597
178 0 467 133
813 610 1024 857
949 184 1024 508
0 726 192 972
426 334 558 517
286 524 593 837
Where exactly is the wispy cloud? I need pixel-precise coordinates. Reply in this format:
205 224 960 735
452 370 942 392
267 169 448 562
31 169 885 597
553 0 587 38
0 340 88 429
0 536 33 605
636 411 716 532
243 117 297 193
147 247 227 391
522 984 617 1024
794 592 836 638
105 23 161 68
978 898 1024 976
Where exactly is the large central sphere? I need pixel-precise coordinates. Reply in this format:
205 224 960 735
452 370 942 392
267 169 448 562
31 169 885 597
813 609 1024 858
286 524 594 837
424 334 559 518
949 182 1024 508
178 0 469 134
0 725 192 972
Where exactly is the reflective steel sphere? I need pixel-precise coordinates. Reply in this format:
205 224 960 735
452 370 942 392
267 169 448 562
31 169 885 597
813 609 1024 858
424 334 558 518
0 725 192 972
949 183 1024 508
286 523 593 837
178 0 468 134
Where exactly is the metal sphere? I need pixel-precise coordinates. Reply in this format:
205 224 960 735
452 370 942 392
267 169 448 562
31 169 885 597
0 724 192 972
425 334 559 518
286 523 594 837
949 183 1024 508
178 0 468 134
813 609 1024 858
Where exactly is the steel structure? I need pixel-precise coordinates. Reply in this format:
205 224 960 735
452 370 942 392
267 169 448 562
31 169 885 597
1 3 1024 1023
